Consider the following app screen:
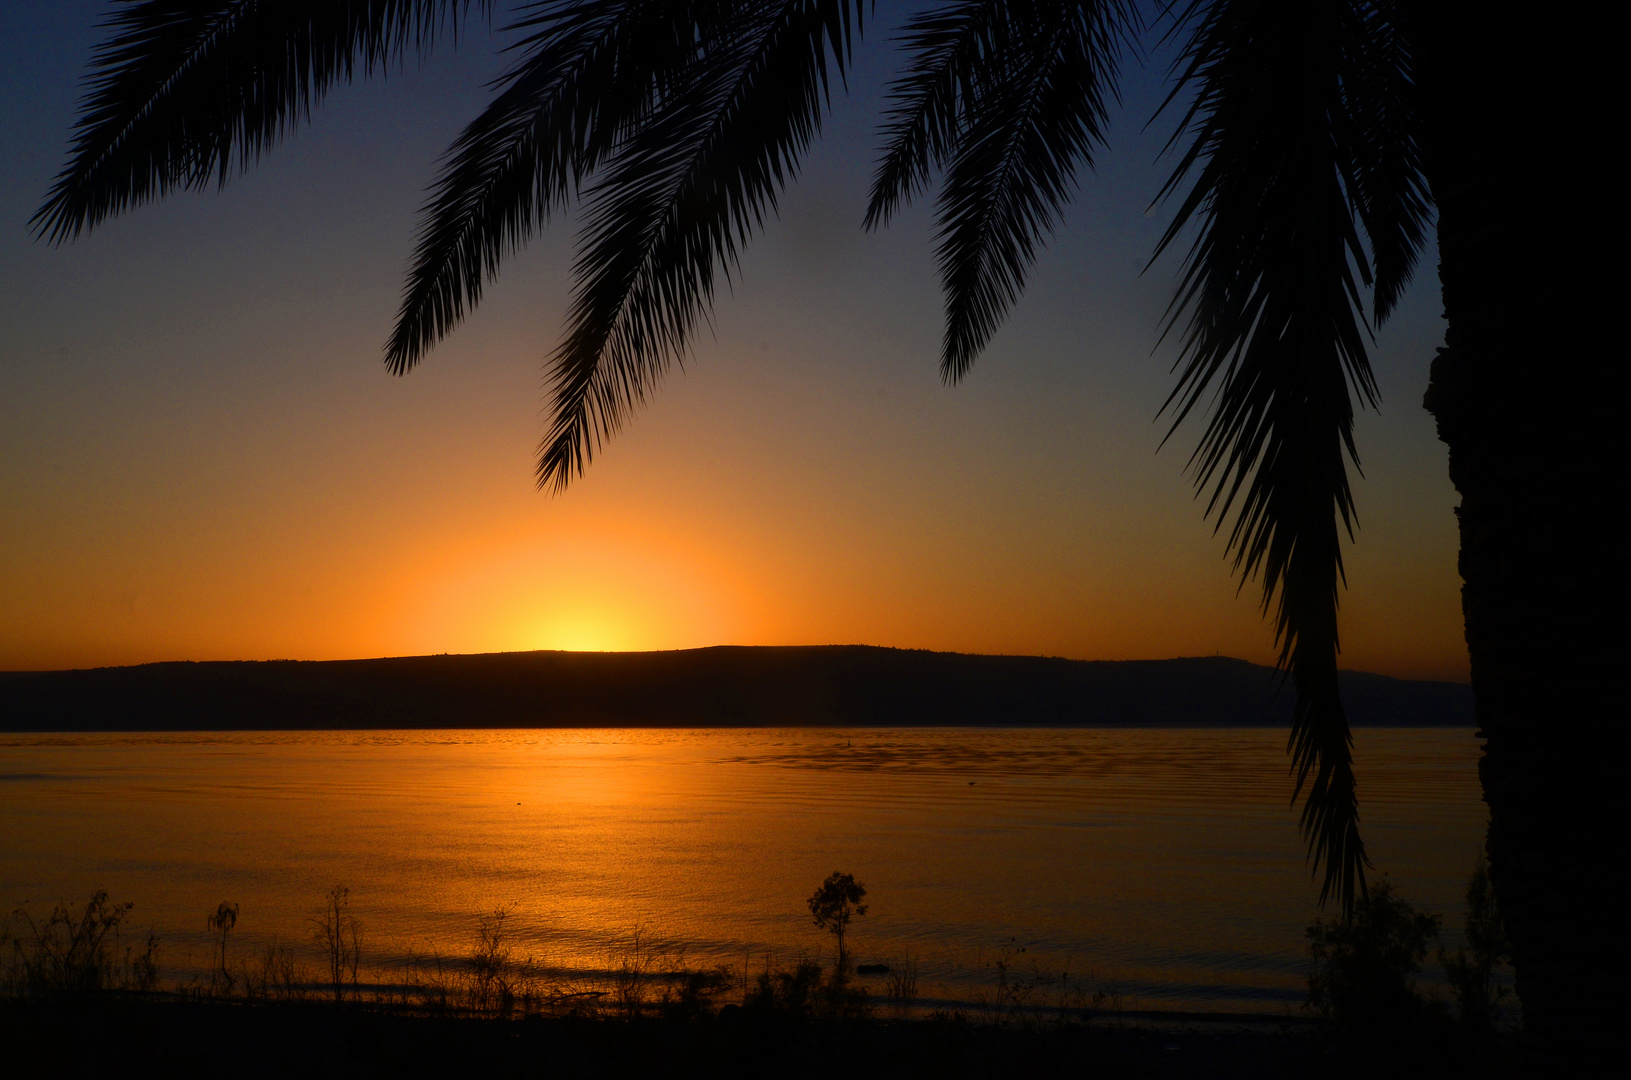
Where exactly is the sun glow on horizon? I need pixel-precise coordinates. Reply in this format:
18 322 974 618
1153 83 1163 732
521 614 638 654
386 525 749 660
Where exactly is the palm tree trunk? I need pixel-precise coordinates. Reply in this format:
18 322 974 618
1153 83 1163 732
1417 7 1626 1067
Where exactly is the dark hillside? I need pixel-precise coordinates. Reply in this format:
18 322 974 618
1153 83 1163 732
0 646 1471 732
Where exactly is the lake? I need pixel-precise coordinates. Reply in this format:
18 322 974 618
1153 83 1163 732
0 727 1485 1013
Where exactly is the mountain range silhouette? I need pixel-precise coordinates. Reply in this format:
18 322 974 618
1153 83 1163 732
0 646 1471 731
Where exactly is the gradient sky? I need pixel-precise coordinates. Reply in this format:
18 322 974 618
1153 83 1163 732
0 3 1468 680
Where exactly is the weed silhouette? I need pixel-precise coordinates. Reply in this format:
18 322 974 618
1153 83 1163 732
313 885 361 1002
205 901 238 997
4 891 158 996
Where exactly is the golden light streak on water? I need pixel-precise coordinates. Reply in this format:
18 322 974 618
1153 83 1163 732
0 728 1484 1011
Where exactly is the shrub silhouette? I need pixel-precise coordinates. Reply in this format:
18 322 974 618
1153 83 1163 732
884 955 919 1012
4 890 158 996
659 965 735 1022
125 929 161 994
398 948 459 1013
1307 878 1441 1033
610 926 664 1020
1439 855 1512 1030
744 960 825 1019
243 940 307 1001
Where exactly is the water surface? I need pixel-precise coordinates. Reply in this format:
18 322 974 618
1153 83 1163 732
0 727 1484 1011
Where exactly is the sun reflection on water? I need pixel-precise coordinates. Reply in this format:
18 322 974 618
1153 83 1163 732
0 727 1484 1012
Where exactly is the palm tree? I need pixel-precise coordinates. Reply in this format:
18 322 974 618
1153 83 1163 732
1407 8 1620 1065
32 1 1620 1058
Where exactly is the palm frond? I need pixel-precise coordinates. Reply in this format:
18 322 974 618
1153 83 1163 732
1333 0 1428 322
33 0 482 245
1153 0 1426 915
934 1 1134 381
866 2 1137 382
862 0 1002 232
387 0 707 373
535 0 864 490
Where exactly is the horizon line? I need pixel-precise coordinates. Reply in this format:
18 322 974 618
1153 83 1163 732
2 643 1472 685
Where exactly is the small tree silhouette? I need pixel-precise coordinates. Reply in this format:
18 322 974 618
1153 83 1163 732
807 872 867 970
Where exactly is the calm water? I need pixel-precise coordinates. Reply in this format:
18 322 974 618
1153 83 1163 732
0 728 1484 1012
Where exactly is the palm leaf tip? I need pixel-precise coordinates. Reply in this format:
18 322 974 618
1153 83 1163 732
33 0 487 246
868 1 1136 383
1151 0 1424 915
530 0 866 492
383 1 630 377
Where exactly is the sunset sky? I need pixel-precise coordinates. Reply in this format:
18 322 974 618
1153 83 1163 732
0 3 1467 680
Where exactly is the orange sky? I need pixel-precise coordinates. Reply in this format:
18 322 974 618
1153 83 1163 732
0 4 1468 681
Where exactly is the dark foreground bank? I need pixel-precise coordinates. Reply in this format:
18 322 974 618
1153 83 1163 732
0 646 1472 730
0 996 1517 1080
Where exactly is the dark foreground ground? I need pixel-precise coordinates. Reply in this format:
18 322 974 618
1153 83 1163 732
0 998 1518 1080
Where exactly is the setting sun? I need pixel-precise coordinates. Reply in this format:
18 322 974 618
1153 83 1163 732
524 614 633 654
390 529 743 660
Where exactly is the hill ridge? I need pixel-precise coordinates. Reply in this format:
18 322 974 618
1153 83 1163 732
0 645 1472 732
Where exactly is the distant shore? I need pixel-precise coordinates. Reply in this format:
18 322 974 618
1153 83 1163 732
0 646 1472 733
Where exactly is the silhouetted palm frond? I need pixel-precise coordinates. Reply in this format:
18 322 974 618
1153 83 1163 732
1153 0 1426 914
387 0 706 373
534 0 864 489
32 0 485 244
867 1 1136 381
863 0 1001 231
1336 0 1428 322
